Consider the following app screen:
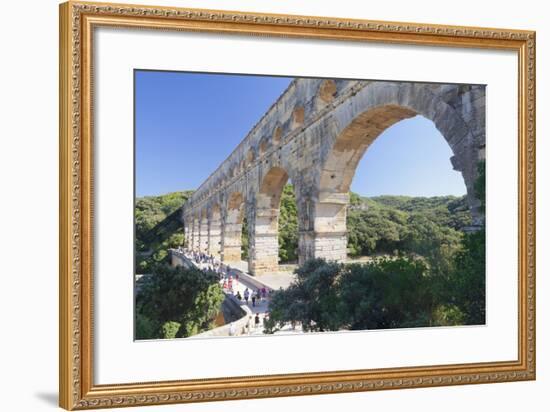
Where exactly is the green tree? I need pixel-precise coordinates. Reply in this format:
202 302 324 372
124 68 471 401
278 185 298 262
135 313 157 340
136 264 225 339
475 160 486 215
266 257 441 333
402 213 462 274
338 257 434 330
241 216 249 260
441 160 486 325
266 259 343 332
346 208 408 256
135 191 193 273
445 228 485 324
161 321 181 339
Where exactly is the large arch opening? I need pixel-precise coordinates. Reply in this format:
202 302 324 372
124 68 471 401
222 192 245 264
250 166 298 275
316 104 477 263
320 105 417 194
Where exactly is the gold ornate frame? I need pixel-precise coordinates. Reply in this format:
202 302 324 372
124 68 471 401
59 1 536 410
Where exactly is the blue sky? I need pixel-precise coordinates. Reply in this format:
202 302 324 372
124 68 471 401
135 71 466 198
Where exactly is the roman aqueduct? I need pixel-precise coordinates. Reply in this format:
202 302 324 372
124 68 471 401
181 78 485 275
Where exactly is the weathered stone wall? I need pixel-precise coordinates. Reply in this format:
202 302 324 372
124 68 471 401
182 79 485 275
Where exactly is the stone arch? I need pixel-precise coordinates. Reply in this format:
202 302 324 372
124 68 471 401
319 105 417 194
221 191 246 263
182 80 485 268
317 79 337 108
246 148 256 165
291 106 305 130
259 138 269 157
249 166 293 274
310 83 482 262
320 84 480 203
208 203 222 259
272 125 282 145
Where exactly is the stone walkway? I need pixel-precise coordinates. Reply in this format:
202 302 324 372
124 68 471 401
222 276 270 336
227 260 296 290
187 255 302 336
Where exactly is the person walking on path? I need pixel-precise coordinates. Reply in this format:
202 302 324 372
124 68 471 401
243 288 250 305
251 292 256 307
254 313 260 329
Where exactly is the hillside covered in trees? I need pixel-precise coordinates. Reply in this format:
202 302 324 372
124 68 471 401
135 161 485 334
135 188 472 272
135 190 193 273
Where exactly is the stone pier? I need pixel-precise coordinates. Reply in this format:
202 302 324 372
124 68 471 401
182 79 485 275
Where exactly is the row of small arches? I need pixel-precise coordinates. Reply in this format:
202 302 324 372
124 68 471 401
192 79 338 204
234 80 337 176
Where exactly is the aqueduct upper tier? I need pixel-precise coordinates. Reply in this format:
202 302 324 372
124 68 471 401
182 78 485 275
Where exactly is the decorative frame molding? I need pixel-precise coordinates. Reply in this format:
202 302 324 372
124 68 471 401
59 1 536 409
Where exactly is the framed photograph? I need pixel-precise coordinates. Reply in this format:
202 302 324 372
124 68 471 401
59 1 536 409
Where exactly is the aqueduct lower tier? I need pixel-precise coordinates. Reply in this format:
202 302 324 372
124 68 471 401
182 79 486 275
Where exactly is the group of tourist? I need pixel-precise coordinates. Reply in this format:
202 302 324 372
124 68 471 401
181 247 275 335
181 247 224 274
187 249 216 266
236 287 268 307
181 248 271 303
228 312 270 337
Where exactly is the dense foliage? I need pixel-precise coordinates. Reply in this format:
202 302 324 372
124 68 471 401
135 264 224 339
134 186 472 270
134 161 485 335
265 242 485 333
444 160 486 324
346 193 471 259
278 184 299 262
265 163 486 331
264 257 439 333
241 216 249 260
444 228 485 324
135 191 193 273
272 185 471 264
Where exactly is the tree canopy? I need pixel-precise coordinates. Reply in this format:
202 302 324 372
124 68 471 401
136 264 224 339
264 162 486 332
135 191 193 273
